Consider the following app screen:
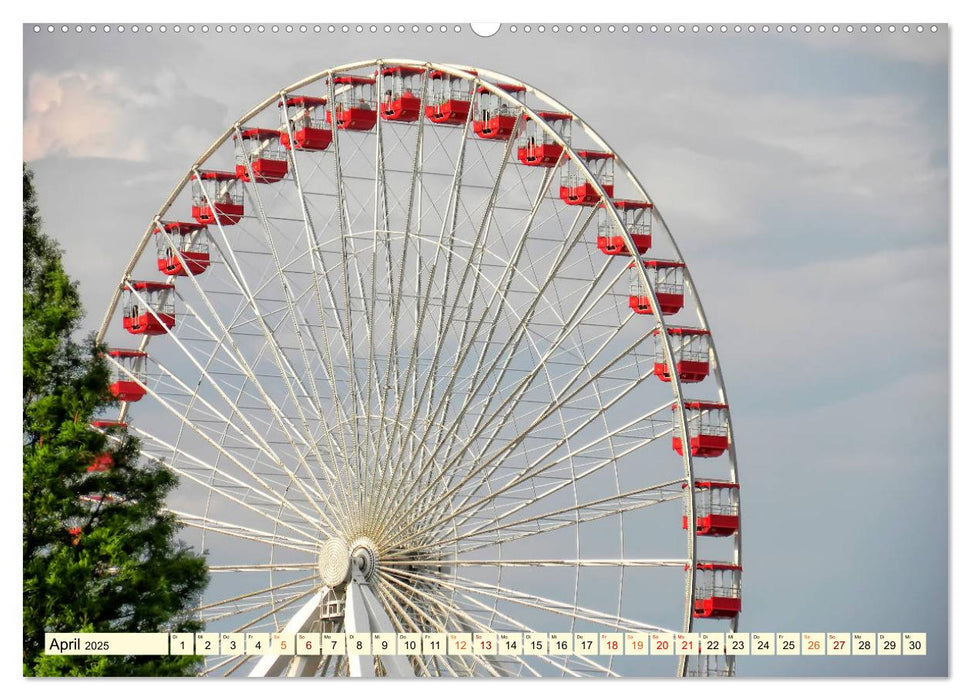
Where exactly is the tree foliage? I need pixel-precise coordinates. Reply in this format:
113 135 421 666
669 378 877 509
23 163 209 676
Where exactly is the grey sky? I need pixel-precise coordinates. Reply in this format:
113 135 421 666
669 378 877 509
23 24 949 676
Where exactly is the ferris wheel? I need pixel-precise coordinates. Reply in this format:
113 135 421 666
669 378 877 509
94 59 742 678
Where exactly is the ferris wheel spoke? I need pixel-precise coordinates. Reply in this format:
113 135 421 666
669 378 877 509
386 324 655 547
375 571 505 677
414 211 609 524
274 131 362 531
450 589 607 677
131 426 325 542
459 318 652 485
148 352 327 506
362 73 390 523
367 105 478 522
350 118 428 529
267 227 368 530
370 115 524 533
381 567 601 677
447 479 685 554
209 563 316 572
389 117 522 466
204 653 248 676
367 591 435 677
445 396 675 536
423 483 680 555
232 585 319 633
391 558 689 568
135 359 336 531
196 584 316 626
238 132 355 462
361 73 432 526
444 280 637 498
192 575 317 614
170 510 318 554
404 157 561 496
182 217 351 522
325 79 372 525
235 150 364 526
176 322 316 551
376 206 603 530
450 574 678 635
450 257 619 470
421 167 566 481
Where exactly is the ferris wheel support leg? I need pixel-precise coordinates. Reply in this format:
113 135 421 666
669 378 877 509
344 569 377 677
345 566 416 677
248 587 327 677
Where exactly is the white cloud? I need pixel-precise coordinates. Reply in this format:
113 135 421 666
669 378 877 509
23 68 226 164
24 71 150 161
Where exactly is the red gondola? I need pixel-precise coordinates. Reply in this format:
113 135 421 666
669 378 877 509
191 171 244 226
472 83 526 140
692 562 742 619
90 420 128 431
235 127 289 183
155 222 209 276
106 349 147 402
83 453 117 505
426 69 476 125
122 281 175 336
560 150 615 206
672 401 730 458
280 96 333 151
517 112 571 166
628 260 686 316
654 327 711 383
88 453 113 473
683 480 740 537
597 199 651 255
380 65 425 122
326 75 377 131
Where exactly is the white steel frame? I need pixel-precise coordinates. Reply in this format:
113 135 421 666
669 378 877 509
95 59 741 678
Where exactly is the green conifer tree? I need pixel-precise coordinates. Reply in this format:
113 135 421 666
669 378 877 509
23 163 208 676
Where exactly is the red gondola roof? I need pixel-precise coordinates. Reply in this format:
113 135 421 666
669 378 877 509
611 199 653 210
429 69 477 79
574 150 614 161
654 327 710 337
128 281 175 292
476 82 526 94
331 75 376 86
533 111 572 122
107 349 148 359
192 170 238 182
696 562 742 571
627 259 686 270
694 480 740 490
677 401 728 411
236 127 283 141
381 65 425 77
90 420 128 429
641 259 685 269
280 95 328 108
155 221 206 235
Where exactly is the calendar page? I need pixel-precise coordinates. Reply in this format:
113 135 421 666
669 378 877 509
20 10 950 683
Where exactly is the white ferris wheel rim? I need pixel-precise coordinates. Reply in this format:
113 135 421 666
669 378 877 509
93 58 741 678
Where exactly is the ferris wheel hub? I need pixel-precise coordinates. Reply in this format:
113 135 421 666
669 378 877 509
318 537 351 587
318 536 379 587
